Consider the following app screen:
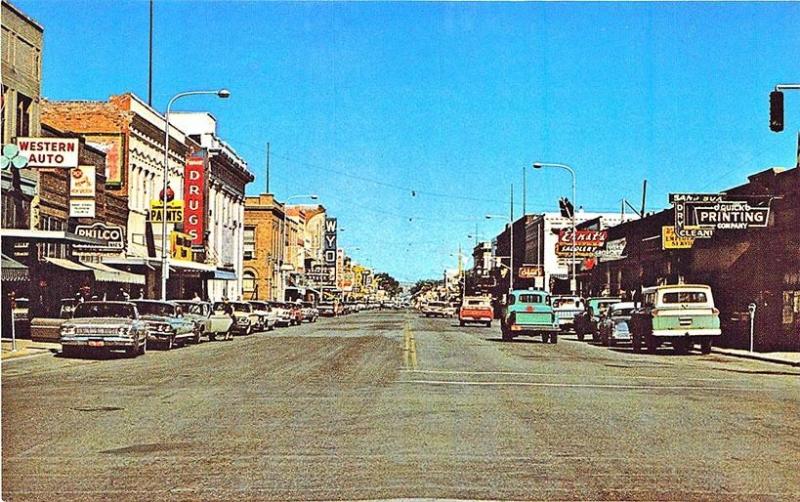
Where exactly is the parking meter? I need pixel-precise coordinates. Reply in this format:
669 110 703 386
748 303 757 352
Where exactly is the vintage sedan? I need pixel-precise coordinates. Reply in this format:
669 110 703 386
248 300 277 331
60 301 148 357
175 300 234 342
132 300 196 349
213 301 259 336
301 302 319 323
269 301 293 327
598 302 636 346
574 297 622 342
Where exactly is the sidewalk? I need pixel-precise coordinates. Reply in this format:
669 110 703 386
711 346 800 367
1 338 61 362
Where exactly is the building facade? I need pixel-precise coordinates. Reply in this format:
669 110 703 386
243 193 285 301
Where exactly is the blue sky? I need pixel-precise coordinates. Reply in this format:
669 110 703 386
20 1 800 281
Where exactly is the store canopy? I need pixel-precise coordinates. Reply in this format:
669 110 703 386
1 254 28 282
43 257 145 285
83 261 145 285
170 260 216 273
212 268 237 281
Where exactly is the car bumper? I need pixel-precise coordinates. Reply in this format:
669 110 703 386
651 329 722 337
461 316 492 322
509 324 559 333
61 336 137 349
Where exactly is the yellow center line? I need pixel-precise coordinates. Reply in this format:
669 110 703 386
403 320 418 370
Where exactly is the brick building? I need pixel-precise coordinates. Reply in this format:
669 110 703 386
243 193 286 301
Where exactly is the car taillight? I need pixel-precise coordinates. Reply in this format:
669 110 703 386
650 309 659 316
712 308 719 315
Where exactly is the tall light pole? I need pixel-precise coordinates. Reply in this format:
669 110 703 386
486 214 513 292
280 194 318 300
533 162 577 295
160 89 230 301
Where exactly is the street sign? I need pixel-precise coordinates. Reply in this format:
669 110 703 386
662 226 695 249
149 200 184 223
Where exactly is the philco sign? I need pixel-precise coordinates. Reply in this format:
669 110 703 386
16 138 79 168
73 223 125 253
183 156 205 245
556 229 607 258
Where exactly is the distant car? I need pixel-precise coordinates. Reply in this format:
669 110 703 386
630 284 721 354
210 302 240 340
132 300 197 349
318 301 341 317
459 296 493 327
30 298 79 342
269 301 293 327
598 301 635 346
574 297 622 342
288 302 304 325
301 302 319 323
60 301 148 357
248 301 277 332
501 289 559 343
552 295 585 333
422 301 449 318
219 301 259 335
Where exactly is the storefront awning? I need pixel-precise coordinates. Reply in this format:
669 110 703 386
212 268 237 281
170 260 216 273
1 254 28 282
83 261 145 285
44 256 92 272
103 256 160 269
0 229 103 246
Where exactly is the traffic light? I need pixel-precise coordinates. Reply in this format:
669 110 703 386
770 90 784 132
558 197 574 218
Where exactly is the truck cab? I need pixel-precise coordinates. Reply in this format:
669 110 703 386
501 289 559 343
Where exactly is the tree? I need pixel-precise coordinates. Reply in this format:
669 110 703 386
374 272 402 297
410 279 441 297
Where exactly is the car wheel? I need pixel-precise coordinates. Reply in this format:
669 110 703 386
165 336 174 350
645 334 658 354
62 346 78 358
632 333 641 353
541 333 548 343
245 325 252 336
194 327 202 344
550 333 558 344
577 332 585 341
701 337 712 355
459 320 465 327
209 333 216 341
485 321 492 328
125 343 138 358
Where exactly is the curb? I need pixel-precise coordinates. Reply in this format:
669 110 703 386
1 349 59 364
710 348 800 368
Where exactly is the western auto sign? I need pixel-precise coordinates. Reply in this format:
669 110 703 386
669 193 771 238
73 223 125 253
556 229 607 258
183 156 205 245
16 138 79 168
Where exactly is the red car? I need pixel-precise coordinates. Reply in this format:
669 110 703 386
288 302 304 326
459 296 494 327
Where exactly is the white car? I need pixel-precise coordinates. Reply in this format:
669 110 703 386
269 301 293 327
248 301 277 331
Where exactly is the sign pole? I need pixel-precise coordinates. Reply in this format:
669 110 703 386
748 302 757 352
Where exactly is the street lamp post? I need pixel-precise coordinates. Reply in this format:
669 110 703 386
280 194 318 300
486 214 513 292
160 89 230 301
533 162 577 295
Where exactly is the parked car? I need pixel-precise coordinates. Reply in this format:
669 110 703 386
574 297 622 341
30 298 79 342
629 284 721 354
501 289 559 343
269 301 293 327
422 301 449 318
458 296 494 327
210 302 241 340
317 300 341 317
288 302 304 325
176 300 235 342
60 301 147 357
132 300 197 349
598 301 636 346
552 295 585 333
248 300 277 331
214 301 259 335
301 302 319 323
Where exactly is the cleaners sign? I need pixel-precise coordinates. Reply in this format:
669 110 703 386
16 138 79 168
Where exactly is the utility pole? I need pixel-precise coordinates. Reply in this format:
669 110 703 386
640 179 648 218
265 142 270 193
148 0 153 106
522 166 526 215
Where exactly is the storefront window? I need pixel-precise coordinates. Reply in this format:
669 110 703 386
243 227 255 260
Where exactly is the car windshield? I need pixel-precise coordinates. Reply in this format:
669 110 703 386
177 302 206 315
662 291 708 304
465 299 489 306
134 302 175 317
597 300 620 311
613 308 635 317
74 302 135 319
250 302 267 310
553 298 581 308
231 303 252 312
518 294 544 304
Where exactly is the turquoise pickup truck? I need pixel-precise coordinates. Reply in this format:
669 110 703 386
501 289 559 343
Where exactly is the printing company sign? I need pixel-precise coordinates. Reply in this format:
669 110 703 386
73 223 125 253
556 229 607 258
669 193 771 238
16 138 79 168
183 156 205 245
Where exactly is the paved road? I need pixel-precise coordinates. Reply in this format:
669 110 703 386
3 311 799 501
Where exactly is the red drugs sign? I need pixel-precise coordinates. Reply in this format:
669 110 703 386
183 156 205 246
